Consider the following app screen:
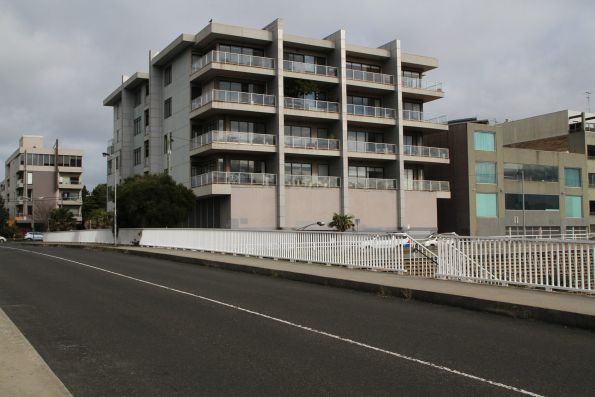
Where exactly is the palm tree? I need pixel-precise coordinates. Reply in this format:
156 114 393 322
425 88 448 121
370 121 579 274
329 213 355 232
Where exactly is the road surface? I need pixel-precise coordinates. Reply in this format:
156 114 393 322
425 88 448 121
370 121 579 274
0 244 593 396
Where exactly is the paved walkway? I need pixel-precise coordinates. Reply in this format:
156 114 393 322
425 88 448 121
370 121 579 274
0 308 71 397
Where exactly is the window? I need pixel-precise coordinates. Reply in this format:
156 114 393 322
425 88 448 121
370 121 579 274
565 195 582 218
164 98 172 118
144 109 149 127
230 159 265 173
231 120 265 133
348 166 384 179
133 148 141 166
219 81 264 94
566 226 587 238
505 194 559 211
347 95 381 107
475 162 496 184
220 45 264 57
284 125 311 137
590 200 595 216
133 89 142 107
589 173 595 188
402 70 421 79
564 168 581 188
107 159 112 175
144 141 150 158
474 131 496 151
285 162 312 175
285 53 326 65
476 193 497 218
504 163 558 182
116 129 120 143
145 83 150 97
346 61 381 73
115 156 119 170
163 133 171 154
115 103 120 119
164 65 172 86
133 117 142 135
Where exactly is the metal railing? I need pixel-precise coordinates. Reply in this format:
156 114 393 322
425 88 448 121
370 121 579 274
403 179 450 192
192 51 275 73
401 110 447 125
285 175 341 188
191 131 275 149
437 236 595 293
401 77 443 92
191 171 277 188
348 177 397 190
283 60 337 77
284 136 340 150
347 141 397 154
346 69 394 85
284 97 340 113
347 104 396 119
192 90 276 110
403 145 449 159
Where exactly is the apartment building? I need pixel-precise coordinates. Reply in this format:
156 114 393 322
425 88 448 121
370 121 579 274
1 135 84 231
103 19 450 232
435 110 594 237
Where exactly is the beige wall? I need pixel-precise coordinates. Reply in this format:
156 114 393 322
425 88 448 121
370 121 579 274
404 191 437 230
349 189 398 231
284 187 341 228
230 186 276 229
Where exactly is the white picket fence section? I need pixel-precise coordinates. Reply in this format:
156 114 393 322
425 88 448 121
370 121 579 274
437 236 595 293
139 229 410 272
44 229 114 245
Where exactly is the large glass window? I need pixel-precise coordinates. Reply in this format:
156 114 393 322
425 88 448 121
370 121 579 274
284 125 311 137
219 44 264 57
590 173 595 188
347 95 381 107
476 193 497 218
346 61 381 73
219 80 264 93
164 65 172 86
565 195 582 218
564 168 581 187
164 98 172 118
505 194 559 211
133 117 142 136
348 166 384 179
474 131 496 151
475 162 497 184
504 163 558 182
285 162 312 175
231 120 265 133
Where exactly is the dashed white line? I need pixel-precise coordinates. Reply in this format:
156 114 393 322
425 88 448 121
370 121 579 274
2 246 544 396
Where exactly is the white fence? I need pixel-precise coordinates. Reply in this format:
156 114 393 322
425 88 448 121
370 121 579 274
437 236 595 293
44 229 114 245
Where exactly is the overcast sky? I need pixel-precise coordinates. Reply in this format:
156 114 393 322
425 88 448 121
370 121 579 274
1 0 594 188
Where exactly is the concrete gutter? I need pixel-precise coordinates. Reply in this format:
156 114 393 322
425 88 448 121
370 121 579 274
0 308 72 397
43 243 595 330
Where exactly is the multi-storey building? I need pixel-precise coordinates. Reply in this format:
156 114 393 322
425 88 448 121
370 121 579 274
436 110 594 237
103 19 450 232
1 135 84 231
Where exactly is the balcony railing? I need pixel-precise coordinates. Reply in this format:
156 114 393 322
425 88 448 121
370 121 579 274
192 51 275 73
191 131 276 149
347 104 396 119
283 60 337 77
191 171 277 188
285 175 341 188
284 135 340 150
403 179 450 192
348 177 397 190
192 90 276 110
403 145 449 159
401 77 443 92
284 97 339 113
346 69 394 85
401 110 447 125
347 141 397 154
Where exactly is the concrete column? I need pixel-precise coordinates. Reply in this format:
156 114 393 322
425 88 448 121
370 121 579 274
326 30 348 214
120 79 134 180
265 18 285 229
380 39 405 230
149 51 164 173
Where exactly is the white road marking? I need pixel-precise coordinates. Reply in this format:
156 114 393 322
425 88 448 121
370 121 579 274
2 246 543 396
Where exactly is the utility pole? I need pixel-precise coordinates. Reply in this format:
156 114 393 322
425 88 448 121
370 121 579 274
586 91 592 113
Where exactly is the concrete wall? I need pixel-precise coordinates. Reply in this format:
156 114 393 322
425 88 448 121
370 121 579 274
284 187 341 228
500 110 569 145
404 191 437 232
230 186 276 229
349 189 398 231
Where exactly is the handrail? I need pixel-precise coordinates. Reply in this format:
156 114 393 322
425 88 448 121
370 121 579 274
284 136 340 150
347 141 396 154
191 171 277 187
192 50 275 73
401 110 447 125
283 60 337 77
347 104 396 119
348 177 397 190
403 179 450 192
401 76 443 92
192 90 276 110
403 145 449 159
284 97 339 113
284 175 341 188
346 68 393 85
191 131 276 149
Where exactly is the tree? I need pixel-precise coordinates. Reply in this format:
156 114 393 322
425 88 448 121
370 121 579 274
117 174 195 228
33 199 55 231
0 195 9 236
48 208 76 231
85 208 112 229
329 213 355 232
82 184 108 223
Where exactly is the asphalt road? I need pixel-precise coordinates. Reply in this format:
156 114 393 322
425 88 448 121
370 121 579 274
0 244 594 396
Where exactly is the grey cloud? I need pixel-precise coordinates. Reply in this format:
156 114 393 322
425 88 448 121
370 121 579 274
1 0 594 188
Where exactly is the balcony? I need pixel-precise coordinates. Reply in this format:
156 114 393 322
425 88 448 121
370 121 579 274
348 141 397 156
403 145 449 162
346 69 394 86
191 51 275 81
285 175 341 188
190 131 276 152
401 110 448 130
191 90 276 119
402 77 443 92
284 97 340 120
348 177 397 190
284 136 340 151
191 171 277 188
16 179 24 188
347 104 396 119
403 179 450 198
283 60 338 82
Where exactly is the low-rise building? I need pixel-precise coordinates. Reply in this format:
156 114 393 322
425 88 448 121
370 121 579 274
436 110 594 237
1 135 84 232
103 18 450 232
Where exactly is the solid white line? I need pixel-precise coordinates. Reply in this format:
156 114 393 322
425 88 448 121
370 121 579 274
2 246 543 396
